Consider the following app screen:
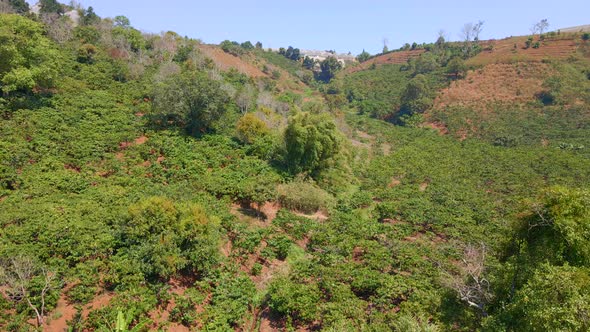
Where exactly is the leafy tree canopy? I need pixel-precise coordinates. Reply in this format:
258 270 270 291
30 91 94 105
39 0 63 14
0 14 60 94
284 111 341 175
152 70 230 135
318 56 342 82
7 0 29 14
400 74 434 115
489 264 590 332
356 49 371 63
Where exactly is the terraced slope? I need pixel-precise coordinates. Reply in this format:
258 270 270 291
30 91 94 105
469 35 580 65
347 49 425 73
433 62 553 110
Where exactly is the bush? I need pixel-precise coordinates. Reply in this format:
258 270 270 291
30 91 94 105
121 197 221 280
77 44 98 64
399 74 434 116
536 90 555 105
277 181 333 214
524 37 533 49
271 70 281 79
267 278 321 324
220 40 244 56
251 263 263 276
235 113 269 144
446 57 467 78
272 210 314 239
266 235 292 260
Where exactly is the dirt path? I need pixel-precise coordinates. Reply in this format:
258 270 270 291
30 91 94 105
44 284 77 332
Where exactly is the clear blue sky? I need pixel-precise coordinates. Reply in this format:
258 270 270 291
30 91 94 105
39 0 590 54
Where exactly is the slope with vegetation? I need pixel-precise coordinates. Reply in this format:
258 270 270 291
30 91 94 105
0 2 590 331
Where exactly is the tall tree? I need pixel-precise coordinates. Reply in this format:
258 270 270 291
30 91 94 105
461 20 484 56
114 15 130 28
241 41 254 49
443 244 492 316
152 71 230 135
235 84 255 114
303 56 316 70
80 6 100 26
446 56 467 78
39 0 63 14
284 112 341 175
0 15 60 95
400 74 433 114
8 0 29 14
531 19 550 35
356 49 371 63
435 29 446 49
318 56 342 82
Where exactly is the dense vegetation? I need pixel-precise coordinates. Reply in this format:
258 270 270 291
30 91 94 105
0 2 589 331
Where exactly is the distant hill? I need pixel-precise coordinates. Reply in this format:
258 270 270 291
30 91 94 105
559 24 590 33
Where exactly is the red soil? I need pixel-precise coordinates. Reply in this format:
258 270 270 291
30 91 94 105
44 287 114 332
44 284 77 332
470 35 580 66
422 121 449 135
388 177 402 188
259 202 280 222
81 291 114 320
198 45 267 78
119 135 148 150
432 62 553 112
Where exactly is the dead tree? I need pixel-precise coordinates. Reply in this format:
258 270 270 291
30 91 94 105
531 19 550 35
236 84 255 114
460 21 485 56
0 256 56 327
0 0 14 14
443 244 492 316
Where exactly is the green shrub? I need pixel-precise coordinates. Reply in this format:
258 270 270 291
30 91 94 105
525 36 534 49
77 44 98 64
266 235 292 260
277 181 333 213
235 113 269 144
267 278 321 324
251 263 263 276
272 209 314 239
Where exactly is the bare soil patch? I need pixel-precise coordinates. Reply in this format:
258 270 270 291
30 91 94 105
433 62 553 112
198 45 266 78
470 36 579 66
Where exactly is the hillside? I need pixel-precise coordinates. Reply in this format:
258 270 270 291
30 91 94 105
1 2 590 332
346 49 426 73
560 24 590 33
198 44 268 78
469 34 581 65
433 62 553 109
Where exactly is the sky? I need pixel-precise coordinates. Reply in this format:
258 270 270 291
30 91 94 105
30 0 590 54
